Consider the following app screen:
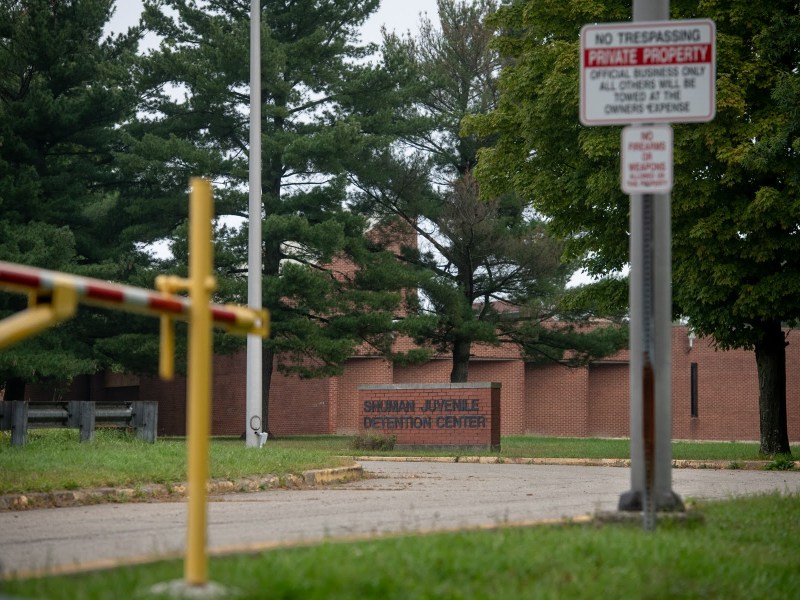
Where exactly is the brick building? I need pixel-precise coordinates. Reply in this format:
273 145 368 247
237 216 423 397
257 324 799 441
24 324 799 443
12 222 800 442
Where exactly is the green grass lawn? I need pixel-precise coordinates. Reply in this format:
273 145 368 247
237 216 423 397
0 431 796 495
2 492 798 599
0 430 352 495
285 434 798 462
1 432 798 598
501 436 799 461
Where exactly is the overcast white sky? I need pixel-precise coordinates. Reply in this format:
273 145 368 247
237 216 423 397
105 0 440 44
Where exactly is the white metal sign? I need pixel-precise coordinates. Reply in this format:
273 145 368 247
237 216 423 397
580 19 715 125
621 125 673 193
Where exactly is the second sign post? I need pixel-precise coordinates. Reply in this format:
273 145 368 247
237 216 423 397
579 7 716 529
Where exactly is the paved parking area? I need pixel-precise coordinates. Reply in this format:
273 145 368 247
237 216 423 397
1 461 798 577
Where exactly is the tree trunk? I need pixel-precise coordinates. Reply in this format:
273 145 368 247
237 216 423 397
261 348 275 437
754 320 790 456
450 338 470 383
261 346 275 435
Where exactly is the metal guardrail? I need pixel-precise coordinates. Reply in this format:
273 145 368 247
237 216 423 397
0 400 157 446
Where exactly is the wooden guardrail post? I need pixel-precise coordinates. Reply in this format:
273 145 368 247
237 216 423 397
0 402 8 431
133 401 158 443
11 401 27 447
66 400 81 430
78 401 96 443
2 400 158 445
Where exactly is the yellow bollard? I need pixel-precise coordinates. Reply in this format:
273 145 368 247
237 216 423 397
0 178 268 593
184 178 215 587
0 181 267 593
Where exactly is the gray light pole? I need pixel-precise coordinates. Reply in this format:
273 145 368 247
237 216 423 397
618 0 684 524
245 0 263 448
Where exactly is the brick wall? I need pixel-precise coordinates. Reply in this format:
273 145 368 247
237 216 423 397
269 364 332 436
469 361 525 435
26 375 101 403
522 327 800 442
587 363 629 437
139 351 246 438
394 358 524 435
393 359 451 384
671 328 762 441
94 325 799 443
788 331 800 442
140 374 186 437
358 383 500 449
210 352 246 436
336 357 394 434
525 363 589 436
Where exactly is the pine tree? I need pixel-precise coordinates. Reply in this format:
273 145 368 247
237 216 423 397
0 0 145 394
137 0 420 427
353 0 626 382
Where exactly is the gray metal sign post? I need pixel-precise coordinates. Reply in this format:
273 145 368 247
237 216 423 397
580 0 715 528
618 0 683 530
621 163 684 527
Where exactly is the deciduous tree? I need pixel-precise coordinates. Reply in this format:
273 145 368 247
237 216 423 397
470 0 799 455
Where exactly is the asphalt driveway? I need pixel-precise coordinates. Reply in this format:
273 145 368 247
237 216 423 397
1 460 798 578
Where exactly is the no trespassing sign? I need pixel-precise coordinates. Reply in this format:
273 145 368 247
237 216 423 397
580 19 716 126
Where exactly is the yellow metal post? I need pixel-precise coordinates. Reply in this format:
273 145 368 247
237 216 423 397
155 275 179 381
0 183 269 596
157 314 175 380
184 178 215 586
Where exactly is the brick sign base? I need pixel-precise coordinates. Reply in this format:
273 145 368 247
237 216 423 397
358 383 500 451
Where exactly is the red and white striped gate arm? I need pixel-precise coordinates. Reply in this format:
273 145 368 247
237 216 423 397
0 261 267 336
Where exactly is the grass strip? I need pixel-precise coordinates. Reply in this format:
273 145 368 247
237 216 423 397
0 430 351 494
2 493 798 599
1 432 796 495
267 434 798 462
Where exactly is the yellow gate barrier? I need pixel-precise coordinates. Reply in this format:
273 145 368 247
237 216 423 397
0 178 268 589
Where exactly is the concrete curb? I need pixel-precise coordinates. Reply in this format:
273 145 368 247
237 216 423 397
0 465 364 512
355 455 797 471
303 465 363 486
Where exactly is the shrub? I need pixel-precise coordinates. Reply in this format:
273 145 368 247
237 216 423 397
765 455 796 471
350 430 396 451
